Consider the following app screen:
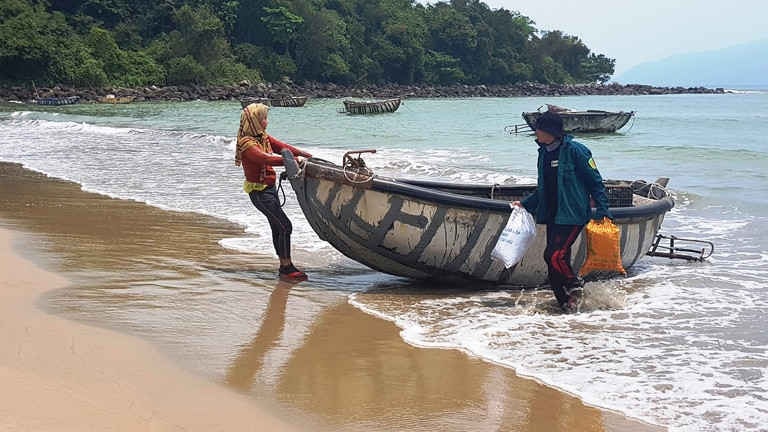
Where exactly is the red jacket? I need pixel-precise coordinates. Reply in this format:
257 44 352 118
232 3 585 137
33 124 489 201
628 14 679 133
240 136 310 186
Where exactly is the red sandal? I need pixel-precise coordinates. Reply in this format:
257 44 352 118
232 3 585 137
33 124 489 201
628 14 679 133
279 265 308 282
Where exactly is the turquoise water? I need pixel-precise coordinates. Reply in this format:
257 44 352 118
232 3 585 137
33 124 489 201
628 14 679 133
1 93 767 431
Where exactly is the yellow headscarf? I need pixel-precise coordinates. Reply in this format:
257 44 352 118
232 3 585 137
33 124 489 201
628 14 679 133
235 103 272 167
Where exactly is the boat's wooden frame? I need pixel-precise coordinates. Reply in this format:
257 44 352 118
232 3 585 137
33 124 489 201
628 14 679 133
240 96 308 108
340 98 401 115
522 109 634 133
32 96 80 106
281 151 674 285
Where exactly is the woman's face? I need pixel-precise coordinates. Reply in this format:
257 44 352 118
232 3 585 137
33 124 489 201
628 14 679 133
259 114 268 130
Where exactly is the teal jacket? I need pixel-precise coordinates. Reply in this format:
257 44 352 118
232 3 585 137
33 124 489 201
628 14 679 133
521 135 612 225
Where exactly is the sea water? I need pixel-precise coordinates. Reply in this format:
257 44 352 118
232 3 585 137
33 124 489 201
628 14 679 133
1 93 766 431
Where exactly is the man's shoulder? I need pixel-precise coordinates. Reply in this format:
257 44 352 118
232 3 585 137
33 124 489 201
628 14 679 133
564 136 591 156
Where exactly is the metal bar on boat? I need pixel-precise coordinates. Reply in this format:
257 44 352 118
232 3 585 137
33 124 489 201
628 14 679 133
647 234 714 261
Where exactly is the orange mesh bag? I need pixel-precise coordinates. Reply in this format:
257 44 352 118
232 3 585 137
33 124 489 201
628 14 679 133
579 217 626 277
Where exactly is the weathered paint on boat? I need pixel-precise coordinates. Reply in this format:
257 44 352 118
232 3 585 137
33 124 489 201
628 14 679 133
522 110 634 133
341 98 401 115
240 96 308 108
32 96 80 106
282 152 673 285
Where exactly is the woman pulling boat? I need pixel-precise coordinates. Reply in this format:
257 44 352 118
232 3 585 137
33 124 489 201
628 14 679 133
236 103 312 282
514 111 612 312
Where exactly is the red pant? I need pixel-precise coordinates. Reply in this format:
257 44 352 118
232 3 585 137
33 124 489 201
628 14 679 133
544 224 584 305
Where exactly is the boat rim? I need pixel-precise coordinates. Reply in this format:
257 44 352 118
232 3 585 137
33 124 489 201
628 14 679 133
522 110 634 116
297 157 674 219
343 98 401 105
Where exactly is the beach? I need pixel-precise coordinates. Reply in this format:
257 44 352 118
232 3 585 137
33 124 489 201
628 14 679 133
1 92 766 431
0 161 660 431
0 183 295 429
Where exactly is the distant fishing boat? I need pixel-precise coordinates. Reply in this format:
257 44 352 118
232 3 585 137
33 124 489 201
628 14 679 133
520 104 634 133
280 149 674 286
340 98 401 115
239 96 308 108
32 96 80 106
97 95 135 104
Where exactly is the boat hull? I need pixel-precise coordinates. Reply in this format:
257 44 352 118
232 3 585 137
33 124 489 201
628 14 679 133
283 154 672 285
240 96 308 108
33 96 80 106
341 98 401 115
523 111 634 133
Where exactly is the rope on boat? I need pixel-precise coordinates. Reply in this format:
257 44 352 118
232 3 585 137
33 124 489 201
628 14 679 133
625 112 637 133
277 171 288 207
630 179 669 199
276 157 310 207
490 183 500 199
342 150 377 183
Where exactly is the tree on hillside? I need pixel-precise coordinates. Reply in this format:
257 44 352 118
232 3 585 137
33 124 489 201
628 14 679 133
290 6 353 83
530 30 613 83
0 0 107 86
260 5 304 56
581 53 615 83
0 0 616 87
148 4 260 85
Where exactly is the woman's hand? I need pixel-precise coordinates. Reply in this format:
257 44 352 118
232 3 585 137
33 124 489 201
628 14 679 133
511 201 523 208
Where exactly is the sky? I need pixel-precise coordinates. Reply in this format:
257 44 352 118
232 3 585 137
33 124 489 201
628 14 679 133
434 0 768 76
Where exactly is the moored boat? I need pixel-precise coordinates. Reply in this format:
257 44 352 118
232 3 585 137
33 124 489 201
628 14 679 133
32 96 80 106
340 98 401 115
97 95 135 104
522 105 634 133
281 150 673 286
240 96 308 108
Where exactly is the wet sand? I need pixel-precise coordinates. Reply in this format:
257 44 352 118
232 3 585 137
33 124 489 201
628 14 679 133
0 238 293 428
0 162 664 431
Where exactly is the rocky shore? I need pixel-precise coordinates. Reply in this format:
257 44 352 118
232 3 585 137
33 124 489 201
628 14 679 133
0 81 725 103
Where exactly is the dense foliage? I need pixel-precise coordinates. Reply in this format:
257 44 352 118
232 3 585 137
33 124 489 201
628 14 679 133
0 0 615 87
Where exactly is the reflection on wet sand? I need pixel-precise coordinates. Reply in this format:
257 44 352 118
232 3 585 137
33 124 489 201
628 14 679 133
226 281 293 391
228 286 656 431
0 162 661 432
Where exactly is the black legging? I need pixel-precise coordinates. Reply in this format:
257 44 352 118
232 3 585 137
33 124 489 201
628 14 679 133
248 186 292 259
543 224 584 306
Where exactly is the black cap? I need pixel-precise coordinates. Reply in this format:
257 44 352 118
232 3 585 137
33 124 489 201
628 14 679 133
535 111 564 138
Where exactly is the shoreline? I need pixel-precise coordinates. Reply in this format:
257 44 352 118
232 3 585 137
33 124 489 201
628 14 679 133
0 161 665 431
0 81 724 104
347 294 666 430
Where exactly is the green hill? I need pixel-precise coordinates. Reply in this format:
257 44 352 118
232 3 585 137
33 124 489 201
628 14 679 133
0 0 615 87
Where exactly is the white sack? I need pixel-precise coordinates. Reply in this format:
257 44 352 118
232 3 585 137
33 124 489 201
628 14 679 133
491 205 536 269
